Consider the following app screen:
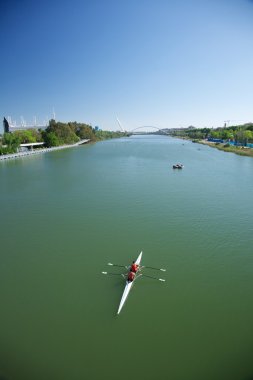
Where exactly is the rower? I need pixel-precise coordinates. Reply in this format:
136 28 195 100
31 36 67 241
130 261 139 273
127 271 135 283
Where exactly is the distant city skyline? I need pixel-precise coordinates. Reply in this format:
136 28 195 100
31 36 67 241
1 0 253 132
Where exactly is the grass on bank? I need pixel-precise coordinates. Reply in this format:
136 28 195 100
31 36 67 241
199 140 253 157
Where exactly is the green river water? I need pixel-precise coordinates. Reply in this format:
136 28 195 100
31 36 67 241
0 135 253 380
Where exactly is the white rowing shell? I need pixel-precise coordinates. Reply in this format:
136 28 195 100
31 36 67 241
117 251 142 315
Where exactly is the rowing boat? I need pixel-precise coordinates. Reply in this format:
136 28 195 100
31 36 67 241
117 251 142 315
102 251 166 314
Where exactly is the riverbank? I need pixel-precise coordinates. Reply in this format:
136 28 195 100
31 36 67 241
0 139 90 162
198 139 253 157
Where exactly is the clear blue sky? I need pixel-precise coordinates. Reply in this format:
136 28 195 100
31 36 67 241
1 0 253 131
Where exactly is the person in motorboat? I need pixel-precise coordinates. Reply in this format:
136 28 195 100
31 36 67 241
127 271 135 283
130 261 139 273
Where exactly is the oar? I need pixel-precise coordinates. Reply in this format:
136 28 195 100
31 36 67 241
142 266 166 272
107 263 128 269
140 274 165 282
102 272 127 279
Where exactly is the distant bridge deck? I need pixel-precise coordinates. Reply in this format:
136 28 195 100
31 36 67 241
128 126 171 135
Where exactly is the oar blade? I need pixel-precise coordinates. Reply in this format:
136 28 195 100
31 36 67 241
141 274 166 282
107 263 127 268
144 266 166 272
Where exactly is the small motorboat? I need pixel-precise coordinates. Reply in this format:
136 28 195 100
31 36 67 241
172 163 184 169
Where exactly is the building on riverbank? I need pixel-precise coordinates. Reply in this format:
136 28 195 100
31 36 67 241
3 117 48 133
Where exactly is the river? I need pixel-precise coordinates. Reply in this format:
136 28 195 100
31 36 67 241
0 135 253 380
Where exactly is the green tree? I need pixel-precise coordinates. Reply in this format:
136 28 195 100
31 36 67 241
210 130 221 139
45 120 79 145
244 130 253 144
3 132 21 146
76 125 96 141
42 131 60 147
221 129 234 140
234 129 252 145
14 130 36 143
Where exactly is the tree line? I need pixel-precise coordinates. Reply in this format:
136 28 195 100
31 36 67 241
0 120 128 155
170 123 253 145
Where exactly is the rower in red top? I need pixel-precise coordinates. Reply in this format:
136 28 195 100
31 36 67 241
127 271 135 283
130 261 139 273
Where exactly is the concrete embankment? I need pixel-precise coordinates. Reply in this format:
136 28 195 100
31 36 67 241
0 139 90 162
